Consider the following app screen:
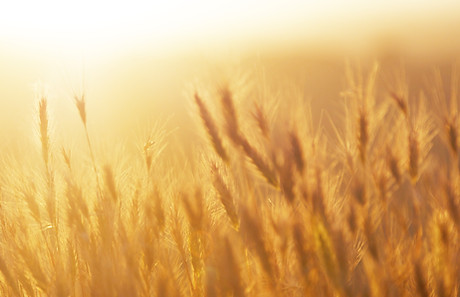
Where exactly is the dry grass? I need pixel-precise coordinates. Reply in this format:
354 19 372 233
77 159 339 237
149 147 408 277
0 61 458 297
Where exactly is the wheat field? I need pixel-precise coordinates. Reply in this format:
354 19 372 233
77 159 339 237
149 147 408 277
0 58 457 297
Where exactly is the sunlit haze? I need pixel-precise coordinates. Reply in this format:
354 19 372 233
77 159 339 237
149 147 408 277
1 0 460 55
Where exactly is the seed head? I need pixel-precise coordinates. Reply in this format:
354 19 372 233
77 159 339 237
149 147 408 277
390 91 408 116
75 95 87 126
38 97 50 167
358 108 368 164
194 93 229 162
445 116 458 155
408 130 419 182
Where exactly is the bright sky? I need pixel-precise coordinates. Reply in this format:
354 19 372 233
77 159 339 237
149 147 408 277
1 0 459 55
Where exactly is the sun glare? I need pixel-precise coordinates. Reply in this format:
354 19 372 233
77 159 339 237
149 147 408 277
1 0 458 55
